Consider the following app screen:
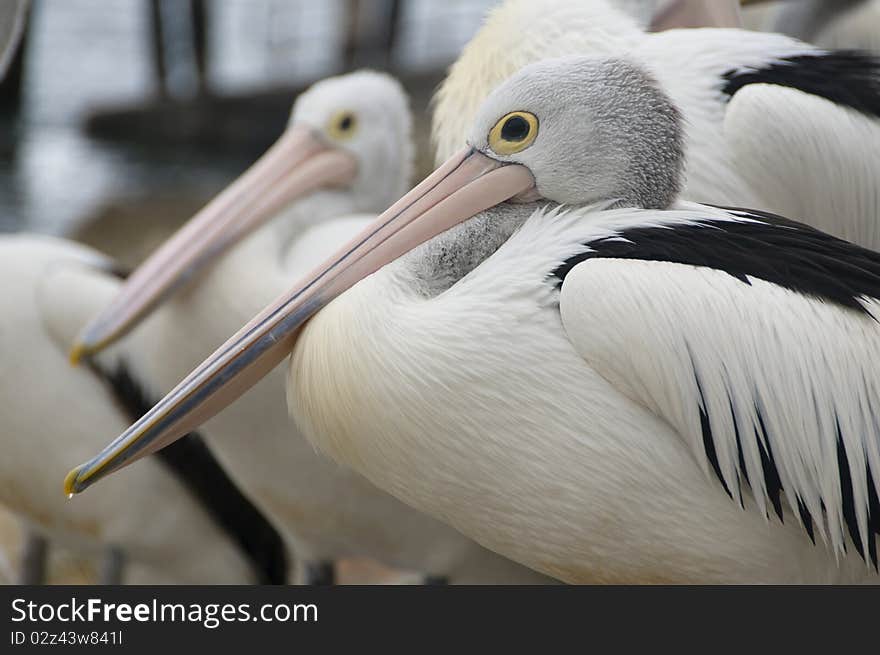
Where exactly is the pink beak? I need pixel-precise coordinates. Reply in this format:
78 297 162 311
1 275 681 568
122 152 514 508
69 125 358 364
65 147 535 495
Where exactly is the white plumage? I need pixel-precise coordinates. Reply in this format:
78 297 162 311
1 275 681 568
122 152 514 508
0 235 257 583
724 83 880 246
288 205 879 583
557 206 880 560
283 57 880 582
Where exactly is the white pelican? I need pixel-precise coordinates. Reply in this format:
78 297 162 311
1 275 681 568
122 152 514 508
61 71 554 584
67 54 880 583
0 235 277 584
431 0 880 250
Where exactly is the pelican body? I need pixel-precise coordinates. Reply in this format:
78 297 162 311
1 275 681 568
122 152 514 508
0 235 267 583
68 55 880 583
62 71 555 584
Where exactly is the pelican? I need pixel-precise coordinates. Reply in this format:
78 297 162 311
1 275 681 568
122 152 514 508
0 235 281 584
60 71 554 584
68 54 880 583
431 0 880 250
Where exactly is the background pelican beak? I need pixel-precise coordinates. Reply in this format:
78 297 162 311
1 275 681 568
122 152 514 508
64 147 535 495
69 124 358 364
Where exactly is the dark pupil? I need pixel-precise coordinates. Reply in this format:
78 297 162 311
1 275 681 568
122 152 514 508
339 115 353 131
501 115 529 142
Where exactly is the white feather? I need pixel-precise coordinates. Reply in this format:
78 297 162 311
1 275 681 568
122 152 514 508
0 235 257 583
290 204 880 583
725 83 880 247
560 249 880 560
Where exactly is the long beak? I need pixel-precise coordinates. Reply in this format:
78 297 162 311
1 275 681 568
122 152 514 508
65 148 535 495
69 125 357 364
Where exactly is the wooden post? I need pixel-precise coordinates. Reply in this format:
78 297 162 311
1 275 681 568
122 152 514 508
384 0 401 68
99 547 126 585
18 528 48 585
190 0 208 95
148 0 168 98
0 0 29 114
343 0 361 71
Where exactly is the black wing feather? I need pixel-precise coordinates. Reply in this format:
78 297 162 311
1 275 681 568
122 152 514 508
555 206 880 563
554 207 880 316
89 359 289 584
721 50 880 119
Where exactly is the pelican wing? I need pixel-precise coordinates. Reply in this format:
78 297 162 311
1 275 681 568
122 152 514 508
557 206 880 563
724 82 880 249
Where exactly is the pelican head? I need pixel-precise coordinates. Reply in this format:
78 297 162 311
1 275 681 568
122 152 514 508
466 56 683 210
69 70 412 362
430 0 645 164
64 56 684 494
430 0 745 164
290 71 414 211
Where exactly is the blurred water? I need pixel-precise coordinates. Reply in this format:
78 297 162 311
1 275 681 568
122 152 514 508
0 0 492 236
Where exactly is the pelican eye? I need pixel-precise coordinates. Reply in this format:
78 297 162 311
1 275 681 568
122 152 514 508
327 110 358 141
502 116 529 140
488 111 539 155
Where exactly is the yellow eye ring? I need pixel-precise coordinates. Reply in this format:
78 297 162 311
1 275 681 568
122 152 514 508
327 110 358 141
488 111 538 156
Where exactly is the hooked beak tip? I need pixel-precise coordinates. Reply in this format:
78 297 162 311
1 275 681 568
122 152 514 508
68 342 89 367
68 329 112 367
64 466 85 496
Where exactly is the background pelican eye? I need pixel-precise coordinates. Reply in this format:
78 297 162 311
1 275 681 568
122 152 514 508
488 111 539 155
327 110 358 140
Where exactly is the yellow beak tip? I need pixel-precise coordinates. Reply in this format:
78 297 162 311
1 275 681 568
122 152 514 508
63 467 83 496
68 343 88 367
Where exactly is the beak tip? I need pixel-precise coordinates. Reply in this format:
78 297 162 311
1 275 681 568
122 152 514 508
68 343 86 367
69 336 101 367
63 466 85 496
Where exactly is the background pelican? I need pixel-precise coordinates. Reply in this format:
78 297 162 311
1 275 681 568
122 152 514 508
62 71 555 584
0 235 271 583
431 0 880 250
69 54 880 583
